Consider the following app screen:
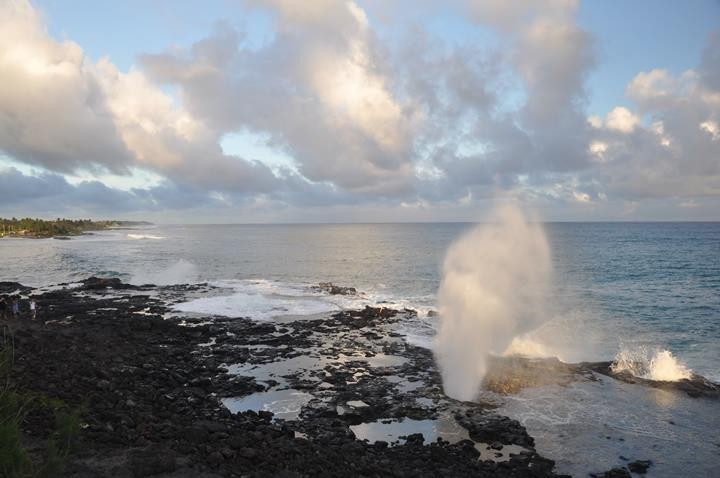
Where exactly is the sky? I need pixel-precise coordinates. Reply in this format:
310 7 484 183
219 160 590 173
1 0 719 223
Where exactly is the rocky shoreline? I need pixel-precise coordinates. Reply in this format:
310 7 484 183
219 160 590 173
1 278 562 477
2 278 716 477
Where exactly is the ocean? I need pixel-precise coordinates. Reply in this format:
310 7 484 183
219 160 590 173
1 222 718 475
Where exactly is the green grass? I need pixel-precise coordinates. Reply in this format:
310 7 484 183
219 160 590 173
0 328 80 478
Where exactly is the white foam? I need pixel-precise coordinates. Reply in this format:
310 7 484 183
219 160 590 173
174 290 337 321
173 278 437 324
401 330 436 350
34 282 83 293
611 347 692 381
210 279 312 298
127 233 165 240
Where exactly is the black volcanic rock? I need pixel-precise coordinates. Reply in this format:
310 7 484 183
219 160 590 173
0 281 30 294
590 468 632 478
578 361 720 399
81 276 136 290
313 282 357 295
627 459 652 474
2 278 565 477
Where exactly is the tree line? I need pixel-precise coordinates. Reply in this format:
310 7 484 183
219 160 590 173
0 218 120 237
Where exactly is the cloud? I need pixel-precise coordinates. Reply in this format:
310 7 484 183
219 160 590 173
141 2 418 196
0 0 133 173
410 0 595 192
604 107 640 133
0 0 282 196
0 165 238 215
0 0 719 220
584 60 720 200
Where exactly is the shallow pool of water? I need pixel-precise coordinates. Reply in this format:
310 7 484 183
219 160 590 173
222 389 312 420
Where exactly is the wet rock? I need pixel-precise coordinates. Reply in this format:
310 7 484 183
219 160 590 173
81 276 135 290
581 362 719 399
627 460 652 474
0 281 31 294
590 467 631 478
404 433 425 446
313 282 357 295
4 277 562 478
258 410 274 421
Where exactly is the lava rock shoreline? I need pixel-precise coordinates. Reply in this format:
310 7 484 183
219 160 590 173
2 278 563 477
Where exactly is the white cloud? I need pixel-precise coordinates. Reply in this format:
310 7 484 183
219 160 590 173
1 0 719 220
0 0 133 172
587 106 640 133
626 69 676 102
588 140 608 161
598 65 720 198
573 191 591 202
700 120 719 140
650 121 672 147
0 0 282 195
588 115 603 128
141 1 418 196
605 106 639 133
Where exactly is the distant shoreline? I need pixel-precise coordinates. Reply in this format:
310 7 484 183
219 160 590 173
0 219 153 240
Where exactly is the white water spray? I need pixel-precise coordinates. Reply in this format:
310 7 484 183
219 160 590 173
130 259 198 286
611 348 692 381
435 205 552 401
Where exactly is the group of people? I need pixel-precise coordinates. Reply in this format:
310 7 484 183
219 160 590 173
0 295 36 320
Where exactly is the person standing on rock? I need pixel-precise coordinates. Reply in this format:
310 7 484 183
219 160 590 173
29 299 37 320
11 296 19 318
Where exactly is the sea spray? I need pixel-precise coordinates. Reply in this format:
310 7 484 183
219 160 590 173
434 205 551 401
130 259 198 286
611 347 692 381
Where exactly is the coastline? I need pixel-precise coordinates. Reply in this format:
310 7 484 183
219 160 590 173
2 278 715 476
2 278 560 477
0 219 153 240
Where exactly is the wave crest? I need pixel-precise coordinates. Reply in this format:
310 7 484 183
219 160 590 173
127 233 165 240
611 348 692 381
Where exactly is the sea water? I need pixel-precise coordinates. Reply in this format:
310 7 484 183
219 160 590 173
1 222 718 474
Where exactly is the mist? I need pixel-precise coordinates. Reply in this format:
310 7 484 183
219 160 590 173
434 204 552 401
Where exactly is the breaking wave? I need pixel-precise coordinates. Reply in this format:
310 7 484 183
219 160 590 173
127 233 165 240
611 347 692 381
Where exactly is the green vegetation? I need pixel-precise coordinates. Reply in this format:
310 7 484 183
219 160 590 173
0 218 152 238
0 329 80 478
